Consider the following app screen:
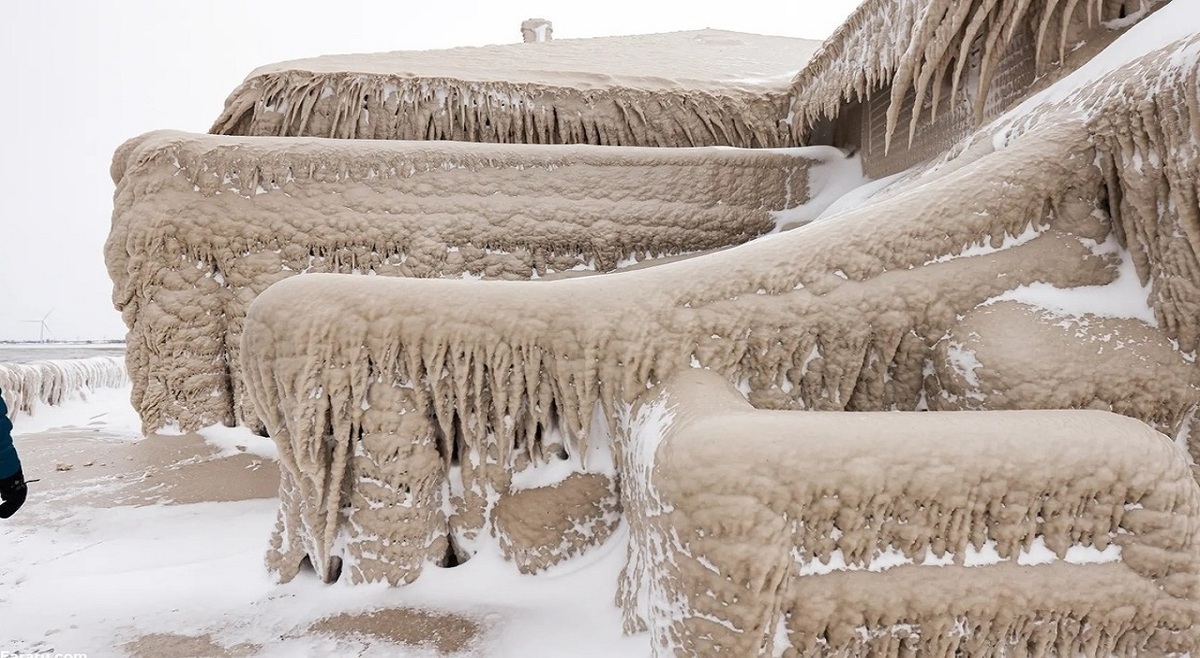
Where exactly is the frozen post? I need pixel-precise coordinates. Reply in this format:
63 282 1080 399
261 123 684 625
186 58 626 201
521 18 552 43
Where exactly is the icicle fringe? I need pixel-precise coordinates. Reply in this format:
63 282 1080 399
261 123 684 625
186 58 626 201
212 72 794 149
0 356 129 417
787 0 1164 151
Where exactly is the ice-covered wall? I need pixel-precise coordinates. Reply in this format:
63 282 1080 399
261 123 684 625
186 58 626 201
105 130 811 433
211 30 821 148
0 356 129 417
620 370 1200 655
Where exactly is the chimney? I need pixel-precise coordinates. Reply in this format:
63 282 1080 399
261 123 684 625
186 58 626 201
521 18 553 43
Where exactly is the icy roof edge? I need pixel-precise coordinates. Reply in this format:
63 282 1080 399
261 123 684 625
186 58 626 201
786 0 1169 147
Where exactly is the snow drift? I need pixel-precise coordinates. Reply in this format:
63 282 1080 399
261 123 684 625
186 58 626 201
106 130 811 433
0 356 129 417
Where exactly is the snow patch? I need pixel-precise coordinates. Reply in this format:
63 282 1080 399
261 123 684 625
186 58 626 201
761 147 870 233
196 423 279 460
509 403 616 492
796 537 1121 575
8 384 141 438
983 236 1156 325
925 222 1045 265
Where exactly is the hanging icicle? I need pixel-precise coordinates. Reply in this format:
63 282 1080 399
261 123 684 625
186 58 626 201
788 0 1166 152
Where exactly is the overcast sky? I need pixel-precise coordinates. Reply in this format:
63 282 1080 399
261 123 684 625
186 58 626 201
0 0 859 342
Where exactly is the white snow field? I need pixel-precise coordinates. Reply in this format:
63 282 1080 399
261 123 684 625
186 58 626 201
0 385 651 657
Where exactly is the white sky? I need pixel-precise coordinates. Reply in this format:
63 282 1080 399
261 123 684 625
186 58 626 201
0 0 859 341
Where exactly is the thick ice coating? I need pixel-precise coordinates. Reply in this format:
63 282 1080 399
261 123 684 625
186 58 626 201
0 357 129 416
106 130 811 433
235 31 1200 653
211 30 822 148
620 370 1200 656
104 0 1200 653
243 34 1200 458
929 301 1200 463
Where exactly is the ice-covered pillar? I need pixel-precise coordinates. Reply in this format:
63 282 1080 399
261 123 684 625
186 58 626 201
521 18 552 43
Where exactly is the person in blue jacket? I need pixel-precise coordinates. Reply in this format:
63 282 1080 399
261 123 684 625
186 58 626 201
0 388 27 518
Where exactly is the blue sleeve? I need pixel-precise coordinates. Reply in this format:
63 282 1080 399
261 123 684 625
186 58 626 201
0 388 21 479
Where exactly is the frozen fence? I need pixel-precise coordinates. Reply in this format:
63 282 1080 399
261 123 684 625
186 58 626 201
620 370 1200 655
0 356 129 417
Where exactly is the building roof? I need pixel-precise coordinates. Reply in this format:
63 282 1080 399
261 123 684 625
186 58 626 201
244 29 823 94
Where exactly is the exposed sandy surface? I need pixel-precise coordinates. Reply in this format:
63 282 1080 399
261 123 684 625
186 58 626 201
124 633 259 658
309 608 482 655
122 607 484 658
17 430 277 509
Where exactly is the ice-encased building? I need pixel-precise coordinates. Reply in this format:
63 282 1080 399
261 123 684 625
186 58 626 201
106 3 1200 655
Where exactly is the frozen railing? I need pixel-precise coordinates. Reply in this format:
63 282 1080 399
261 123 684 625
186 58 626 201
107 130 812 434
0 356 129 416
620 370 1200 656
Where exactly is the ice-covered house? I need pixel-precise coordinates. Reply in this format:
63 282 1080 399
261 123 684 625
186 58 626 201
106 0 1200 654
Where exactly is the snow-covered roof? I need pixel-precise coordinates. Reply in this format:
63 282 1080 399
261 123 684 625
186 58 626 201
211 30 823 147
245 29 823 93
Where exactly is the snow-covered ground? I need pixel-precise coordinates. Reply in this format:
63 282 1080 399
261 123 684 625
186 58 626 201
0 387 649 657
